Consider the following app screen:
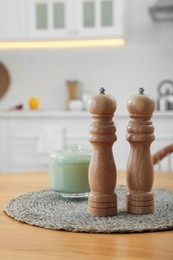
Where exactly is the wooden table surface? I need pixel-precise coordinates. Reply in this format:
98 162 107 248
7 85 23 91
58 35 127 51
0 170 173 260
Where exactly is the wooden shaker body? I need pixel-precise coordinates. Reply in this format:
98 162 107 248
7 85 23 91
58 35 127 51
126 93 155 214
88 94 117 217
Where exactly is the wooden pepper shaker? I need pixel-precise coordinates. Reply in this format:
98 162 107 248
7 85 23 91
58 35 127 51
126 88 155 214
88 88 117 217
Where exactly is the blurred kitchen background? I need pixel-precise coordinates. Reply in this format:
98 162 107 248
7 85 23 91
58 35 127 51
0 0 173 112
0 0 173 173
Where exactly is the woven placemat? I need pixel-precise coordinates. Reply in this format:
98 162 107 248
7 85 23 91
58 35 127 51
4 186 173 233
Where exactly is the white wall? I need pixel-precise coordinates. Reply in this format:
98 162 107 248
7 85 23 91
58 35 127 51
0 0 173 114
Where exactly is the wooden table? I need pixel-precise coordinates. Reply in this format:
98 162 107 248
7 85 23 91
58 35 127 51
0 170 173 260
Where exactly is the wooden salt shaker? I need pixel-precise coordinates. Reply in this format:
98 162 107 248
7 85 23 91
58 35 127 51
126 88 155 214
88 88 117 217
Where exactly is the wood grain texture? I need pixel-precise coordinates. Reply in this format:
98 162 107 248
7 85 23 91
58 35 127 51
88 92 117 216
126 92 155 214
0 62 10 98
0 171 173 260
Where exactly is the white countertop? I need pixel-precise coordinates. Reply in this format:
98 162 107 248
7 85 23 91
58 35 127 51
0 110 173 118
0 110 90 118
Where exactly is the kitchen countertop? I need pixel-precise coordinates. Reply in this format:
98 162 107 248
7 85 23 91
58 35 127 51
0 170 173 260
0 110 173 118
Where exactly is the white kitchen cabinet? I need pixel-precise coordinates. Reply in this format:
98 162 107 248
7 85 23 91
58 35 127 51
76 0 125 38
0 111 172 173
151 114 173 171
0 111 91 173
27 0 71 39
0 0 26 40
27 0 125 40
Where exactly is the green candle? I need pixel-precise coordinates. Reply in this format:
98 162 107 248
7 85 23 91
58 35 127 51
49 145 91 199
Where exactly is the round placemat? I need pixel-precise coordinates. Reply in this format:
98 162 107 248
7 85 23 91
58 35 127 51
4 186 173 233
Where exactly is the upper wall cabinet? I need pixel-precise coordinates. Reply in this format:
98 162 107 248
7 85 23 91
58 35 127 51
0 0 27 40
27 0 71 39
27 0 125 40
76 0 125 38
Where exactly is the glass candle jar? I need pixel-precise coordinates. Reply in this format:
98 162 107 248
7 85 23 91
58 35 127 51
49 145 91 199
